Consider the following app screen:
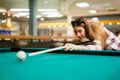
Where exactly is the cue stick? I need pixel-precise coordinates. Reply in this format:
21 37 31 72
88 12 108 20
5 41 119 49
28 46 65 56
28 40 92 57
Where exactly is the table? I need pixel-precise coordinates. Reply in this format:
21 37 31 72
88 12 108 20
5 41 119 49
0 48 120 80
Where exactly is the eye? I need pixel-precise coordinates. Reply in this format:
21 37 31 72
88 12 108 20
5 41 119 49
74 31 77 34
74 30 82 34
78 30 82 33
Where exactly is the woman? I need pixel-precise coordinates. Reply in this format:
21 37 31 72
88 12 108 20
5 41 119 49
116 31 120 39
65 17 120 50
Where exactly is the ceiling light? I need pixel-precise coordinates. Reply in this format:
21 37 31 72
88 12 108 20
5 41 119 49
40 18 44 21
76 2 89 7
109 22 112 25
0 9 6 12
13 12 29 17
1 20 6 23
89 10 97 13
36 15 42 18
47 14 63 17
38 9 57 12
92 17 99 22
10 9 29 12
44 1 48 4
41 12 60 15
10 8 58 12
3 13 5 15
26 15 42 18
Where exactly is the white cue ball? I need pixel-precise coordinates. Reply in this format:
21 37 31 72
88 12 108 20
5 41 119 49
16 50 27 61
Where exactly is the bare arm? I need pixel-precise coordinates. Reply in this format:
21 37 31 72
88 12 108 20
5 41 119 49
65 40 102 51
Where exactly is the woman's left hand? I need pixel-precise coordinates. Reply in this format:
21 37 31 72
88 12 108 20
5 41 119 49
64 43 82 51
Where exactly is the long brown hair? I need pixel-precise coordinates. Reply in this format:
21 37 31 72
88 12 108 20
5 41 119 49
71 17 108 49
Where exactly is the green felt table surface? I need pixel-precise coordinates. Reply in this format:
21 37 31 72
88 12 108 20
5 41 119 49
0 48 120 80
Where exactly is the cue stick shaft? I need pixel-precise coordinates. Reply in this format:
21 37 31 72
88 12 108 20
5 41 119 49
28 46 65 56
28 40 92 57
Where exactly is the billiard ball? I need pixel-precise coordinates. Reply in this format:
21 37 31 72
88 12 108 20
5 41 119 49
16 50 27 61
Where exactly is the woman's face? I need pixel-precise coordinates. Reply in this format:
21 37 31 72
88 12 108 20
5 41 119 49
74 26 86 39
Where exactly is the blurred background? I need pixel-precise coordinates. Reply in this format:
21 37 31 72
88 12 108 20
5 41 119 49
0 0 120 48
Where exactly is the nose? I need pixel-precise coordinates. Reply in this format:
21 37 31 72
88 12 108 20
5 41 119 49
76 32 81 38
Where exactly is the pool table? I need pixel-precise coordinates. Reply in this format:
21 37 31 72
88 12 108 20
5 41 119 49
0 48 120 80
